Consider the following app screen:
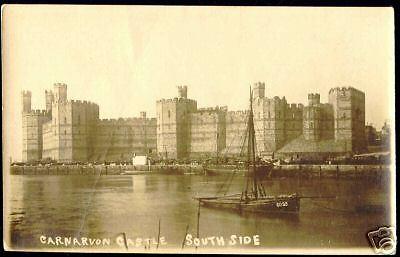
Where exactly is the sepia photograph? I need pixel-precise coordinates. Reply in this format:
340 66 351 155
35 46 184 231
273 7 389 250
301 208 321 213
2 5 396 254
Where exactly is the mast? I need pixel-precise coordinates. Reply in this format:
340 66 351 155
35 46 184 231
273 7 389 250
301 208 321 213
249 87 258 199
244 86 258 199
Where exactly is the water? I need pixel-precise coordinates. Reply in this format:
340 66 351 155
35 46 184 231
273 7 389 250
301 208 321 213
6 173 392 252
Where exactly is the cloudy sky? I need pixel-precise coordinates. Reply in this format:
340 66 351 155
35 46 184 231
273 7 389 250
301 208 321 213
3 6 394 161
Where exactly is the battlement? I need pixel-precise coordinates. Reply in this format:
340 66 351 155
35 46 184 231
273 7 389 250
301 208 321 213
227 110 249 117
22 90 32 96
54 82 67 87
264 96 287 105
68 99 99 107
99 116 156 124
24 109 49 116
287 103 304 110
157 98 197 104
196 106 228 113
308 93 320 105
329 86 365 95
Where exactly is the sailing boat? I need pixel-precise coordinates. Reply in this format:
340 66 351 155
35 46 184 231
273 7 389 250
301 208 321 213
195 87 300 213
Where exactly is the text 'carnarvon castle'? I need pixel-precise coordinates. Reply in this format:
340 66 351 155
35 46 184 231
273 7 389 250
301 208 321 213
22 82 366 162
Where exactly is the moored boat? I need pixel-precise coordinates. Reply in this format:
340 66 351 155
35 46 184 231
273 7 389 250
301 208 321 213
195 86 301 214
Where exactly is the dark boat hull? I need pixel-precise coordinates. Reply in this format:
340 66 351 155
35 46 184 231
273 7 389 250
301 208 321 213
198 195 300 213
204 164 273 177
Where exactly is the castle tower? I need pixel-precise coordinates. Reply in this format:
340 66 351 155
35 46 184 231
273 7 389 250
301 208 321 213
178 85 188 99
21 90 50 161
329 87 366 153
308 93 320 106
53 83 67 103
303 93 322 141
156 86 197 159
253 82 265 99
22 90 32 113
45 90 54 112
303 106 321 141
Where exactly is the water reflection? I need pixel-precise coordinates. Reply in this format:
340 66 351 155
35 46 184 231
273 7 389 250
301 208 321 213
7 173 391 250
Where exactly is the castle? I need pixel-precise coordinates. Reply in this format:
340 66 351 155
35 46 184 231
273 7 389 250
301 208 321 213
22 82 366 162
22 83 156 162
156 83 366 160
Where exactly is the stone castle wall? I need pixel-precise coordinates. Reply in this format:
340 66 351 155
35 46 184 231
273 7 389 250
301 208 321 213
189 107 227 158
225 110 248 156
92 117 156 162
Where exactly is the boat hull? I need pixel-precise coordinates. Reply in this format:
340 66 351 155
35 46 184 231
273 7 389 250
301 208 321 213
204 164 273 178
198 195 300 213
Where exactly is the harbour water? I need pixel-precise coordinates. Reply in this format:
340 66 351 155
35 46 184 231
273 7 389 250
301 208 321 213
6 172 392 252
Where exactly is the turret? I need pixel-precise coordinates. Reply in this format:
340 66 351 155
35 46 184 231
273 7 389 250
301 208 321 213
308 93 320 106
178 85 188 99
45 90 54 112
253 82 265 98
53 83 67 103
21 90 32 113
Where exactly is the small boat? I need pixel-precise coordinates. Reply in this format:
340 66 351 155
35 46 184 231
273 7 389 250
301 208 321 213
198 193 300 213
195 87 301 214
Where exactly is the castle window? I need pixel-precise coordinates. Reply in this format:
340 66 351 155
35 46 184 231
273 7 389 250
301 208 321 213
268 111 270 119
78 115 80 124
168 110 171 118
54 118 56 125
310 122 314 129
342 112 346 118
64 130 66 135
64 117 67 124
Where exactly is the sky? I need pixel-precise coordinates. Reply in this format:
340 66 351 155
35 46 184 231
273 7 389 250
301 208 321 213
2 6 395 161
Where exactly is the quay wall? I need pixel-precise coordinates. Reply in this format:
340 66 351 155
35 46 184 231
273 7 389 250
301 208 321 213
9 164 391 179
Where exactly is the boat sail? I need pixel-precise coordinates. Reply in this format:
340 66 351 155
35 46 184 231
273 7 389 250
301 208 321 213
195 87 300 213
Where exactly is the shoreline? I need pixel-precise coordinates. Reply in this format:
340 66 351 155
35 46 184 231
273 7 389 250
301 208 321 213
9 163 391 179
